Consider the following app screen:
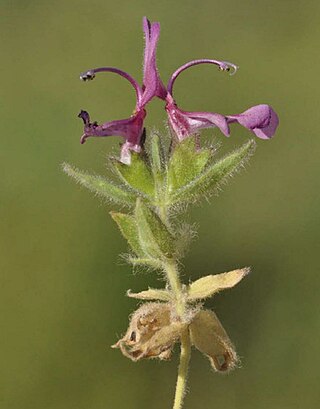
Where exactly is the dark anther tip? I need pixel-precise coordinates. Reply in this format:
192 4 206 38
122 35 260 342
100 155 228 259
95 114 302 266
80 71 95 81
78 110 90 125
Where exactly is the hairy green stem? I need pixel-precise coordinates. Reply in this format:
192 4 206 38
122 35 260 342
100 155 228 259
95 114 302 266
163 259 184 316
154 158 191 409
173 329 191 409
163 258 190 409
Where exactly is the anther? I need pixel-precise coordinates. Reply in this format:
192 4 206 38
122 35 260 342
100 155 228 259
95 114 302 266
80 70 96 81
219 62 238 76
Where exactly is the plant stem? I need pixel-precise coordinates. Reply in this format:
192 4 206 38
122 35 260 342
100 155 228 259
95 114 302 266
163 258 191 409
164 258 184 316
173 328 191 409
159 192 191 409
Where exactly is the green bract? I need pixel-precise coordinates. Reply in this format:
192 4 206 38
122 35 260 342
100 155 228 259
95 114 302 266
63 134 255 270
63 163 136 206
111 153 155 199
64 134 255 225
135 199 176 259
64 134 255 266
167 137 212 191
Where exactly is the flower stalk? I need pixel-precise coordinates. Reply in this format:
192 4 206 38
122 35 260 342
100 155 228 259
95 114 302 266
173 329 191 409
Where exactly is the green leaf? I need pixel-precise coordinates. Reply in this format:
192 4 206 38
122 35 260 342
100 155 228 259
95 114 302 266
110 212 145 257
63 163 136 206
135 199 175 259
168 137 212 191
112 153 155 198
170 139 256 205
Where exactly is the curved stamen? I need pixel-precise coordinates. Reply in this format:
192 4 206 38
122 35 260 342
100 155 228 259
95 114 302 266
80 67 143 105
167 59 238 96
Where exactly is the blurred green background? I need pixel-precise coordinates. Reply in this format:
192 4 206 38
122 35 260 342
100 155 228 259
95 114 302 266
1 0 319 408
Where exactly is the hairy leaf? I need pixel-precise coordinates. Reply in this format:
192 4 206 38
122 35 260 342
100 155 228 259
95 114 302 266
135 199 175 259
110 212 145 257
112 153 155 198
170 139 256 205
168 137 211 191
63 163 136 206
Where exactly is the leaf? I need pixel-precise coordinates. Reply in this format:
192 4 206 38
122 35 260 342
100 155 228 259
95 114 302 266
112 153 155 198
127 288 172 301
168 137 211 191
110 212 145 257
63 163 136 206
169 139 256 205
187 268 250 301
190 309 238 372
135 199 176 259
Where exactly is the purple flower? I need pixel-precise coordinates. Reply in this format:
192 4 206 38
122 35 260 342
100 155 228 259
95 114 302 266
165 59 279 141
79 18 279 162
79 17 165 164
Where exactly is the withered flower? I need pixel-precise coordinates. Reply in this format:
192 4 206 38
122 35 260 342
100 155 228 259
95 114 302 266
112 302 187 361
113 267 249 372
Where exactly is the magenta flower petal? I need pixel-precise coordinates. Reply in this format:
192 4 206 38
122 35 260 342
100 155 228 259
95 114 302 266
141 17 167 106
166 96 229 140
78 18 279 162
79 66 147 163
165 59 237 140
78 109 146 163
227 104 279 139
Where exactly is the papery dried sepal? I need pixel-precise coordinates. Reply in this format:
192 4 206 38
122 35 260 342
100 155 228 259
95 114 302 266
127 288 172 301
190 310 238 372
187 267 250 301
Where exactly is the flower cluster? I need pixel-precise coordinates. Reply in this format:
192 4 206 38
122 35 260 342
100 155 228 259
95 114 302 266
79 17 279 164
